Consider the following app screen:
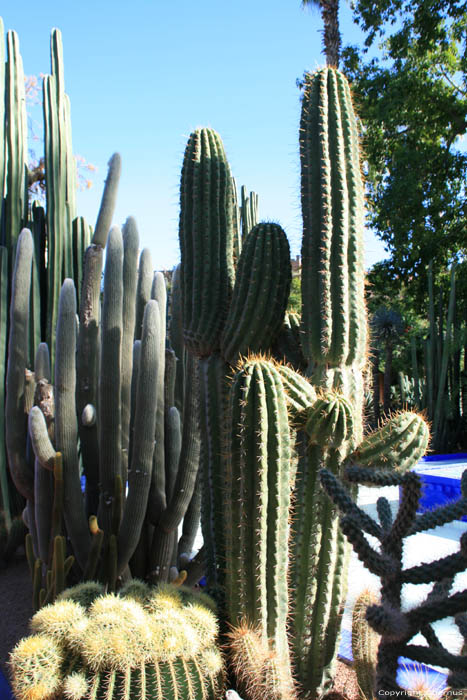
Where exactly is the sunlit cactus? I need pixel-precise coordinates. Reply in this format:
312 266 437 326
9 586 224 700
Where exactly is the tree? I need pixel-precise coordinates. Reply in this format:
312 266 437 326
342 0 467 311
301 0 341 67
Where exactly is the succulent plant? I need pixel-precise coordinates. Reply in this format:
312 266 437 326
9 585 224 700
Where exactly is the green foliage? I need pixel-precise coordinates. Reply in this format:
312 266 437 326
342 0 467 309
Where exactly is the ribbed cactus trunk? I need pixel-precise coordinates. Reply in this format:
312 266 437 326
179 127 235 586
293 67 367 697
224 358 295 696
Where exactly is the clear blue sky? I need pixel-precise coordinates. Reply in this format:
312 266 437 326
2 0 388 271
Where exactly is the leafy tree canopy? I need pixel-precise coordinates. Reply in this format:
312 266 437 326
342 0 467 311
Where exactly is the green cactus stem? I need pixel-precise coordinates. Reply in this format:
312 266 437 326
220 222 291 365
5 229 34 501
351 588 379 700
117 300 160 575
179 127 235 357
55 279 90 571
224 358 293 666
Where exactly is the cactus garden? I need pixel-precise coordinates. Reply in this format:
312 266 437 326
1 5 467 700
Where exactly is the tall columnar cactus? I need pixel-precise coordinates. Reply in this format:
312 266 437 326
320 465 467 696
351 588 379 700
224 358 293 665
290 66 367 696
9 584 224 700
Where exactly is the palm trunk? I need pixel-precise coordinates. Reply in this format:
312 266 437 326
321 0 340 67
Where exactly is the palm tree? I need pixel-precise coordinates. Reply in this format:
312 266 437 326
301 0 341 68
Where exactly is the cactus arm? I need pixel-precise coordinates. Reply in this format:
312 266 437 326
5 30 28 254
169 264 185 415
0 246 11 528
350 411 429 473
409 496 467 535
28 406 56 469
198 353 229 585
220 222 291 365
34 456 53 565
5 229 34 500
117 300 160 575
92 153 121 247
121 217 139 487
319 468 382 539
134 248 153 340
400 550 467 585
76 243 102 518
179 128 235 356
34 342 51 382
225 359 292 664
55 279 90 570
98 227 123 538
165 405 181 506
147 271 167 522
154 354 201 568
178 464 201 565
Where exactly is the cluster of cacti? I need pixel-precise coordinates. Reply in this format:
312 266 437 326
370 262 466 452
320 464 467 696
412 263 464 451
177 68 431 700
0 18 448 700
0 20 91 559
9 581 224 700
178 126 292 589
5 152 205 602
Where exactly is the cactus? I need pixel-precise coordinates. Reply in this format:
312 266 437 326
351 589 379 700
0 21 93 558
9 586 224 700
320 465 467 696
175 70 432 700
289 66 367 697
224 358 293 666
227 623 296 700
179 127 235 357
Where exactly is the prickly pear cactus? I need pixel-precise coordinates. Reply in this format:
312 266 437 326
9 583 224 700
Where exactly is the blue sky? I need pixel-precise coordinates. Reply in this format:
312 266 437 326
2 0 389 270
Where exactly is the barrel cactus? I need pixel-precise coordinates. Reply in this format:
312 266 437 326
9 584 224 700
